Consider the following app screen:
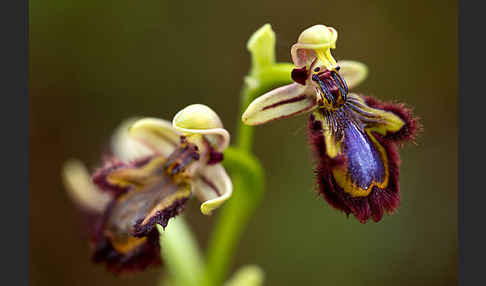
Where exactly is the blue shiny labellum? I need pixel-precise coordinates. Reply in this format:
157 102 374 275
343 123 386 190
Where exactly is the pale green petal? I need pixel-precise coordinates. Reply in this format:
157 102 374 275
193 163 233 215
241 83 317 125
338 60 368 89
129 118 181 158
111 117 155 162
347 93 404 134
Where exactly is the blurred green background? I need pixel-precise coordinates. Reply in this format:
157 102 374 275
30 0 457 285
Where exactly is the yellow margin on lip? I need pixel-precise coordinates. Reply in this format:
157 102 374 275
104 155 193 254
314 98 405 197
139 185 191 226
332 130 389 197
106 156 167 190
106 184 191 254
109 235 148 254
313 111 342 158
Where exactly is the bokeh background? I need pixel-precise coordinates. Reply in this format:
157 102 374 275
30 0 457 285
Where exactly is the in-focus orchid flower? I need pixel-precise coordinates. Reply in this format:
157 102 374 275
242 25 420 223
63 104 232 273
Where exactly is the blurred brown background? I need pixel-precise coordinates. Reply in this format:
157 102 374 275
30 0 457 285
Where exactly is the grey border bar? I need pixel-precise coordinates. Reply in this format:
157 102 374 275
0 0 29 285
459 1 484 285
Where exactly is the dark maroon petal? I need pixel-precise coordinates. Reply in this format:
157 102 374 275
92 156 154 195
88 154 193 273
88 194 185 274
102 173 191 241
133 197 189 237
363 95 422 143
207 150 224 165
89 195 165 274
308 114 349 211
92 158 127 194
91 218 162 274
291 66 309 85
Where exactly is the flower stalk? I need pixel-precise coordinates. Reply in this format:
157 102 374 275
158 218 205 286
201 24 293 286
203 147 264 286
237 24 294 152
159 24 293 286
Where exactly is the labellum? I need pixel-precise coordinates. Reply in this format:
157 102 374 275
91 140 198 273
307 69 419 223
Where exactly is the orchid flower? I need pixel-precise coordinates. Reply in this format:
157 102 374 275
63 104 232 273
242 25 420 223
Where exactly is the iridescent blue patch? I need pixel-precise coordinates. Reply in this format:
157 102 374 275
343 123 385 190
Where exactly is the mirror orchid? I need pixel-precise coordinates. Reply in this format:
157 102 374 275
64 104 232 273
242 25 420 223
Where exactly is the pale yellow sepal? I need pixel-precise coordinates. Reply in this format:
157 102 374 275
128 118 180 158
62 159 111 213
337 60 368 90
111 118 155 162
194 164 233 215
349 93 405 134
242 83 317 126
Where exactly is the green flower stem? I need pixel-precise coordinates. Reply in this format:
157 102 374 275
159 24 294 286
237 63 293 152
202 147 265 286
158 217 205 286
202 24 294 286
223 265 265 286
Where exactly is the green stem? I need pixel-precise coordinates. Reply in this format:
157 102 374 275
237 63 293 152
203 65 293 285
203 148 264 286
158 217 205 286
160 24 294 286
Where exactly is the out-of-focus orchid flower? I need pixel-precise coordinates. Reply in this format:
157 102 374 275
63 104 232 273
242 25 420 223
